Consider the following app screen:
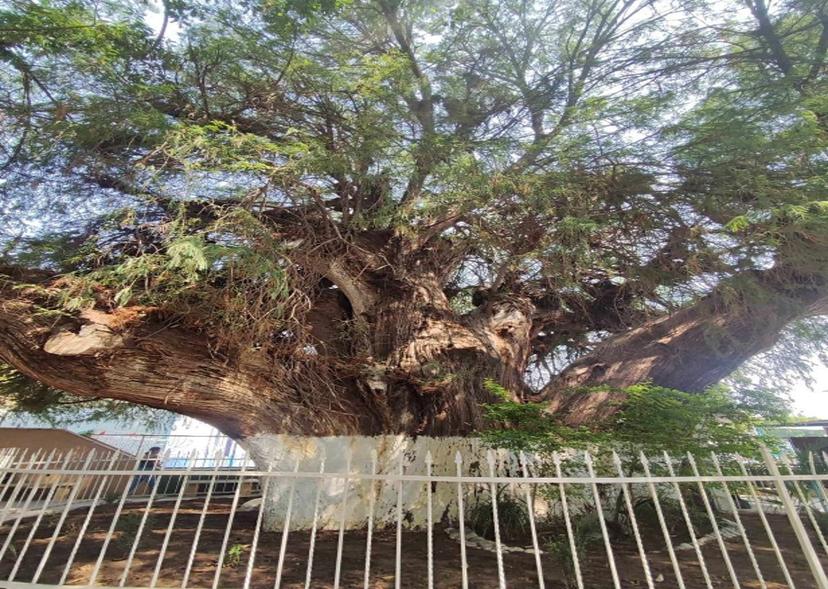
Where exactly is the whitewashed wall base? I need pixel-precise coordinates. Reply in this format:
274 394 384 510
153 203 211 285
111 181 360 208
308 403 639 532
242 435 522 531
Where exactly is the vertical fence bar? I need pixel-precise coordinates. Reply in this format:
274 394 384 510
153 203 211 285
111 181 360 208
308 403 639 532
8 450 76 582
275 459 301 589
89 449 146 586
808 452 828 512
0 449 43 530
425 450 434 589
211 459 249 589
519 452 545 589
0 449 53 564
761 446 828 589
243 463 273 589
136 434 147 458
119 449 171 588
59 452 122 586
612 451 654 589
304 455 326 589
735 457 796 589
709 453 767 589
394 448 405 589
661 452 713 589
363 449 378 589
686 452 741 589
0 447 18 479
150 450 198 588
455 450 469 589
584 451 621 589
96 450 121 501
639 451 686 589
0 447 22 510
181 451 224 589
32 450 98 583
552 451 584 589
486 450 507 589
781 454 828 556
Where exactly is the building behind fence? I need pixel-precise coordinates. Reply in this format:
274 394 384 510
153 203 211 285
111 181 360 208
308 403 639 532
0 441 826 589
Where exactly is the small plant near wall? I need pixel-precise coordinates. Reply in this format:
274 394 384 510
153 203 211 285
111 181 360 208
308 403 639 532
544 510 606 588
224 543 247 568
111 513 155 557
468 489 531 544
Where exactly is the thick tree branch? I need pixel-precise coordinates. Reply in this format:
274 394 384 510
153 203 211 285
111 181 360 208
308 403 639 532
0 278 372 438
538 266 827 424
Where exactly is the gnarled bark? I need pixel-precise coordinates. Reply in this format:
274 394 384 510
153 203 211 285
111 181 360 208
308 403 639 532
0 257 824 439
0 263 535 439
0 298 358 438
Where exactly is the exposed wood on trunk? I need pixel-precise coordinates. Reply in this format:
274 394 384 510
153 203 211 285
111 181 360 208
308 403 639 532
0 268 534 439
0 295 375 438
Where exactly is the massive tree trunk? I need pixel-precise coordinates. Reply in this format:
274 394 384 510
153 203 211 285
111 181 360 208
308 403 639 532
0 255 824 440
0 259 534 439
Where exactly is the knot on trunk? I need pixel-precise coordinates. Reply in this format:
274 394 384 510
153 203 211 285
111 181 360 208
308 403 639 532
44 323 123 356
42 308 142 356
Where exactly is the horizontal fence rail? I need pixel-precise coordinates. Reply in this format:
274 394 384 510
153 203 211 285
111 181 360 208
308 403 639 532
0 445 825 589
88 434 251 468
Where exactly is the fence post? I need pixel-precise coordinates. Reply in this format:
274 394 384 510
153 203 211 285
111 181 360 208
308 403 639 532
363 449 378 589
519 452 545 589
760 446 828 589
454 450 469 589
486 450 507 589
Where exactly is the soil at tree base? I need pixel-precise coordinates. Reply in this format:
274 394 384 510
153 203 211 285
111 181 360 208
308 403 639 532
1 498 825 588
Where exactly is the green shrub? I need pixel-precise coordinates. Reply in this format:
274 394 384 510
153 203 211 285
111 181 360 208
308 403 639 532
545 510 606 588
468 491 530 543
481 380 773 457
224 543 247 568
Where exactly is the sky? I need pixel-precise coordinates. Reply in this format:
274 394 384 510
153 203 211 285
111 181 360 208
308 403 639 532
787 363 828 418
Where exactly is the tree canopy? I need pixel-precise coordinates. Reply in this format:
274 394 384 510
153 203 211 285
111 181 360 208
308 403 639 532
0 0 825 438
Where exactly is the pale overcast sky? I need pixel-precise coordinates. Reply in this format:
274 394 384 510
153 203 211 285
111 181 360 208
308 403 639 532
788 363 827 418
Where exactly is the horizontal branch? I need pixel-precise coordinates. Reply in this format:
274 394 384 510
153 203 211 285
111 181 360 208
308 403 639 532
0 277 367 438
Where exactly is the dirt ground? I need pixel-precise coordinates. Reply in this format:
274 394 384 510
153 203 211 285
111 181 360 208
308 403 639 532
1 497 826 588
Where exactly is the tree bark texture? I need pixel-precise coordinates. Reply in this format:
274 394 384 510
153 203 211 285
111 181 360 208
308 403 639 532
0 252 824 440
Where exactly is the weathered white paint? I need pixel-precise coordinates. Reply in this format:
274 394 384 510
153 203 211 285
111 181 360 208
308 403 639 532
243 435 524 531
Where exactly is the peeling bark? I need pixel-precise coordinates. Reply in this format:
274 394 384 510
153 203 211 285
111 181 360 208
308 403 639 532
0 268 534 439
0 293 380 438
0 257 823 438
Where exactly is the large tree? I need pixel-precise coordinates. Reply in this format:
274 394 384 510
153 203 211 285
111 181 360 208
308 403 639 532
0 0 825 440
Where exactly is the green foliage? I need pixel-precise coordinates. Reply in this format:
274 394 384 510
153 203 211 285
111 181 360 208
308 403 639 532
113 512 156 552
468 491 530 543
51 206 304 352
481 381 773 456
731 316 828 405
0 0 826 430
0 363 165 427
630 496 713 540
545 510 606 587
223 542 247 568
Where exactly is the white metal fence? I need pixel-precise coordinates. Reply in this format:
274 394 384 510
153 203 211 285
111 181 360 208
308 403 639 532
0 445 826 588
88 434 250 467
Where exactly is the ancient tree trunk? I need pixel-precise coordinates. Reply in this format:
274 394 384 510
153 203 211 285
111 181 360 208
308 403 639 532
0 265 534 439
0 259 823 439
